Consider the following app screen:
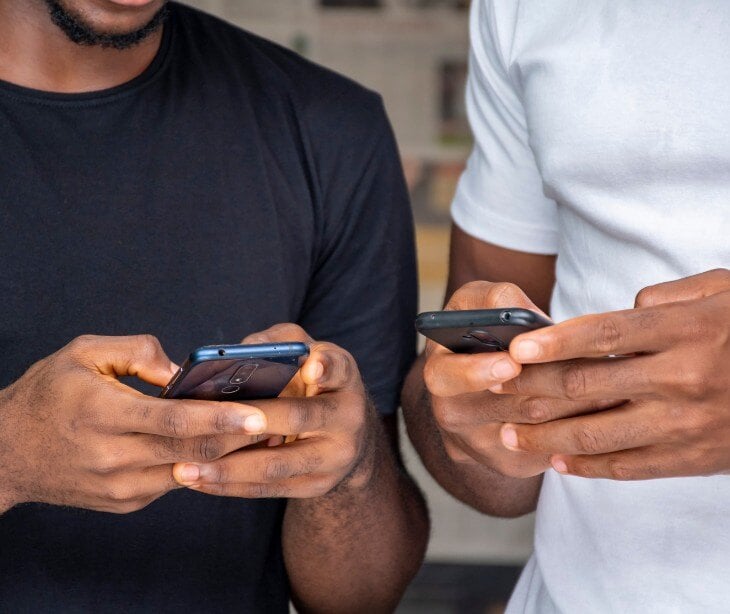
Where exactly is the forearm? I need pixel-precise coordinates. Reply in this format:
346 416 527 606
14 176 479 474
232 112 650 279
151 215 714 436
283 417 429 614
402 356 541 518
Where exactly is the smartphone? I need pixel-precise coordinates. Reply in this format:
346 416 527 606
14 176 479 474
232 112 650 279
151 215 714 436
161 342 309 401
415 308 552 354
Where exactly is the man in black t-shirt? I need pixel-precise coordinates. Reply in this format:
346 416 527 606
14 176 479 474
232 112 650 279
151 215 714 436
0 1 428 611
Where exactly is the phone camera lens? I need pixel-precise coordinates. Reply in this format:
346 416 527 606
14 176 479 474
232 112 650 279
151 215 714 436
218 349 226 356
500 311 512 323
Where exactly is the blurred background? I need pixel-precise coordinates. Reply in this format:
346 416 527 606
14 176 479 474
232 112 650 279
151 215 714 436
182 2 534 611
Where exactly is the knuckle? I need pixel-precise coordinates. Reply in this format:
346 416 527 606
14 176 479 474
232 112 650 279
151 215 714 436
103 482 137 502
333 440 358 469
606 459 635 481
708 268 730 285
273 323 305 340
286 399 311 434
634 286 656 307
423 360 443 395
442 438 471 464
161 408 189 437
212 409 236 433
574 425 605 454
68 335 98 355
196 436 223 462
92 450 125 475
448 280 490 306
487 282 523 307
520 397 550 423
311 477 336 498
247 483 287 498
264 456 291 481
560 362 588 400
211 462 229 484
595 318 623 354
432 402 463 433
133 334 161 358
677 366 709 399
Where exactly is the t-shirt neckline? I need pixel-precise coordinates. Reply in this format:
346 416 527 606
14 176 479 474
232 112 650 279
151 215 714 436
0 7 175 105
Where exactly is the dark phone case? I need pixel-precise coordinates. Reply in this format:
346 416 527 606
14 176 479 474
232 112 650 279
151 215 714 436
416 308 551 353
161 343 309 401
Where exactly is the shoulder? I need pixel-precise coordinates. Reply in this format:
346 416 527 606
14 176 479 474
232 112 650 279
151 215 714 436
170 2 388 140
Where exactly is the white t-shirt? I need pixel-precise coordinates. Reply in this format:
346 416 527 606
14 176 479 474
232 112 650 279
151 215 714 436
451 1 730 612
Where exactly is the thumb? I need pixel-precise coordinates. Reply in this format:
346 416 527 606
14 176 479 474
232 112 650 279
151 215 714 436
446 281 548 317
74 334 179 387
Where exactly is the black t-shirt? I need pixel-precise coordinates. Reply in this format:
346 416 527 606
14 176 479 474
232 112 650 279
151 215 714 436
0 4 416 611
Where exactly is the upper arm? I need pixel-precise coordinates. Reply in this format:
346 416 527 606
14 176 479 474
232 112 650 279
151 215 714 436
448 0 557 311
447 225 556 314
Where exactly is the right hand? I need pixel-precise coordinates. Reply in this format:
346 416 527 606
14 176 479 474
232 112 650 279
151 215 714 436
424 282 618 478
0 335 268 514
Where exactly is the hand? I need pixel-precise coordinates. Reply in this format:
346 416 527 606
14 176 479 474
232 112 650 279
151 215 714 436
0 335 268 514
423 282 617 478
172 324 377 498
497 269 730 480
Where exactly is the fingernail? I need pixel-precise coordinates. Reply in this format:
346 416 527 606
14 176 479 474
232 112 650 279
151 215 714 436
491 359 517 380
552 458 569 474
489 383 504 394
179 464 200 484
311 361 324 382
501 426 520 450
244 414 266 434
513 339 541 361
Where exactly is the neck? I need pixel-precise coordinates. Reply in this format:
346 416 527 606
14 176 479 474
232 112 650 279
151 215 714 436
0 1 164 93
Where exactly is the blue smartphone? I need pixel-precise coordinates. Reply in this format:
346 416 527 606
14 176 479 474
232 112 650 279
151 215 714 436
161 343 309 401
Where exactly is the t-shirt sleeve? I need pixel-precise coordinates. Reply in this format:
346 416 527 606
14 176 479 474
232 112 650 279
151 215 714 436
451 0 559 255
297 96 417 416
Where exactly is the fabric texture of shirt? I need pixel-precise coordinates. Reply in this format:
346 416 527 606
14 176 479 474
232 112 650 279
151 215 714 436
0 3 416 611
452 1 730 612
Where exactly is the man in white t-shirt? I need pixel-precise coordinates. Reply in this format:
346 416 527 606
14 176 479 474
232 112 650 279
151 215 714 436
402 1 729 612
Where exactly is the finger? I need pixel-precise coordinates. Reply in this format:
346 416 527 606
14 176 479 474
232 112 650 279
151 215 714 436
185 472 337 499
635 269 730 307
550 444 699 481
509 307 677 364
300 343 358 393
242 323 313 345
495 356 656 400
424 352 522 397
251 394 338 436
70 334 178 387
444 280 546 316
135 432 270 466
172 440 337 487
93 464 181 506
445 426 552 478
434 391 623 429
499 401 664 456
109 393 268 438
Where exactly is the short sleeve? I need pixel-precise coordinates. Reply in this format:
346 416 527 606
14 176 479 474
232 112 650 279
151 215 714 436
298 98 417 416
451 0 559 255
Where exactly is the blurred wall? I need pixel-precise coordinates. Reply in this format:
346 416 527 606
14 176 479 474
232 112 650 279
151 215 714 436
179 0 535 566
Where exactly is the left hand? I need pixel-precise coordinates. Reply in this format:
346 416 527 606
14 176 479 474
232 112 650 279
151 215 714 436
172 324 376 498
493 269 730 481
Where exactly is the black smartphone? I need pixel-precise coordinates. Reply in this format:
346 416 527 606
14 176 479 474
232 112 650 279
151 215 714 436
161 342 309 401
415 308 552 353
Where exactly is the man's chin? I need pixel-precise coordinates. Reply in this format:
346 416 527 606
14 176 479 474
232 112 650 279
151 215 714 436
45 0 169 50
